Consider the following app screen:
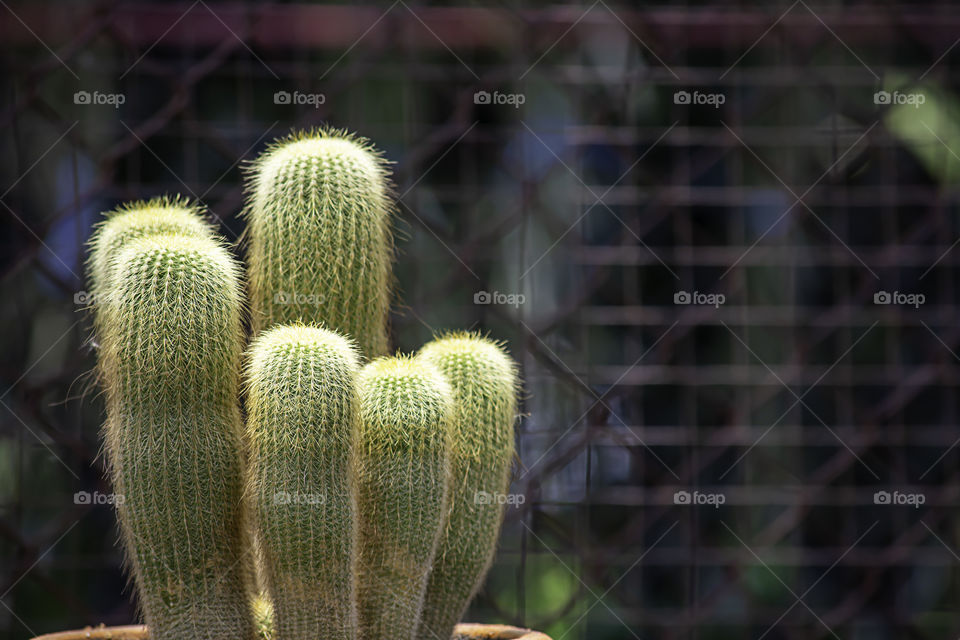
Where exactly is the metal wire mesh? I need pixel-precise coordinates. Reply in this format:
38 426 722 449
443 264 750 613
2 2 960 639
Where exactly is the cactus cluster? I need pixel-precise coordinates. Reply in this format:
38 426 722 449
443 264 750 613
88 128 521 640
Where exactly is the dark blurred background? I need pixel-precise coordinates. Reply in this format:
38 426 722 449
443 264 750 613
3 2 960 638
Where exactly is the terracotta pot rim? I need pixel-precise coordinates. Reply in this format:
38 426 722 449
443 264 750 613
30 623 552 640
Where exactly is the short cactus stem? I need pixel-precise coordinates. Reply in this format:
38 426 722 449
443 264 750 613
355 356 454 640
244 325 362 640
97 233 255 640
244 129 394 357
415 334 520 640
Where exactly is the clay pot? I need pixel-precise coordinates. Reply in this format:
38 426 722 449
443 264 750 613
32 623 552 640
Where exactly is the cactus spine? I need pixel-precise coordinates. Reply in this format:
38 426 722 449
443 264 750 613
415 334 519 640
355 357 453 640
244 325 361 640
96 233 255 640
244 129 393 356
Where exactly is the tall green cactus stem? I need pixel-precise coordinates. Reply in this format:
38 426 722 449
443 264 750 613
244 129 393 356
355 357 453 640
415 334 519 640
244 325 361 640
87 196 214 300
97 233 255 640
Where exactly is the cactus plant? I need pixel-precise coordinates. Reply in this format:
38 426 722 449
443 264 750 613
415 334 519 640
80 129 533 640
244 325 361 640
96 233 255 640
354 356 454 640
244 129 393 356
87 196 214 300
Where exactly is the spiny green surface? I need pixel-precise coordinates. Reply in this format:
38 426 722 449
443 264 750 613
415 334 519 640
355 356 454 640
244 129 393 356
245 325 361 640
97 233 255 640
86 196 214 300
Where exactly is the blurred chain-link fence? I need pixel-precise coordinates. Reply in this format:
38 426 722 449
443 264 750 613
3 2 960 639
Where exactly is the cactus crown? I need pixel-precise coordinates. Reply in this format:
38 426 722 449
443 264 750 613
99 233 244 388
87 196 214 298
356 356 454 451
244 324 360 403
248 128 390 204
418 333 519 459
418 332 519 402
